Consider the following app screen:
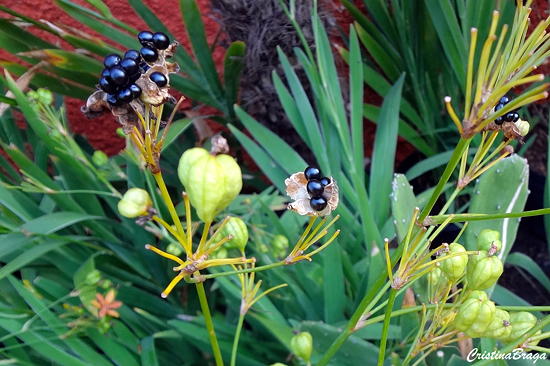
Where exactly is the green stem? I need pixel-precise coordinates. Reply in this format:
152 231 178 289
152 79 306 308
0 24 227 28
418 137 471 223
231 312 245 366
428 207 550 225
153 172 187 244
377 289 397 366
196 281 224 366
186 261 285 283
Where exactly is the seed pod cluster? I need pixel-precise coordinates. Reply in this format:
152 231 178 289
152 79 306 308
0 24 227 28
455 290 496 338
493 96 519 125
98 31 172 106
304 165 331 211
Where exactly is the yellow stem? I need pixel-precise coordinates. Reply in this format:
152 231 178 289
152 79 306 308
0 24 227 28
153 172 188 246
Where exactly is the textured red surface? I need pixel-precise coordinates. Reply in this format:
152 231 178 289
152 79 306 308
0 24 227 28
0 0 224 155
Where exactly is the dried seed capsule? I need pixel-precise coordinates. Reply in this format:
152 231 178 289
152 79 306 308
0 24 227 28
439 243 468 282
99 77 117 94
515 119 530 137
304 165 321 181
109 67 129 86
152 32 170 50
103 53 121 69
310 196 328 211
149 71 168 87
120 58 140 75
466 251 504 290
117 188 152 218
140 46 158 62
290 332 313 363
116 88 133 104
483 309 511 340
124 49 141 61
454 290 496 338
128 84 142 99
307 180 324 197
138 30 154 46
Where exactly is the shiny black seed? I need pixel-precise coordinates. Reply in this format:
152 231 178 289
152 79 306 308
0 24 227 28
128 71 141 83
124 49 141 61
138 30 154 46
109 67 129 86
117 88 133 104
304 165 322 181
152 32 170 50
307 180 324 197
512 112 519 122
120 58 140 75
103 54 121 69
106 93 122 107
99 77 117 94
495 117 504 125
499 96 510 104
140 46 158 62
149 71 167 87
129 84 142 98
320 176 330 187
504 112 515 122
310 196 328 211
494 103 504 112
101 68 111 78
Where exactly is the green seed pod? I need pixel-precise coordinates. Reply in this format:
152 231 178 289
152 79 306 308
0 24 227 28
92 151 109 167
166 243 183 257
216 217 249 251
466 251 504 290
501 312 541 347
210 246 228 259
177 148 242 223
455 290 496 338
439 243 468 281
428 267 443 296
290 332 313 362
100 279 112 289
483 309 511 340
477 229 502 253
273 235 289 251
118 188 152 218
85 270 102 285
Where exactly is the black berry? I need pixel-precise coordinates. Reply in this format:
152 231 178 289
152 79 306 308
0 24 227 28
124 49 141 61
310 196 328 211
139 61 151 73
320 176 330 187
128 71 141 83
149 72 167 87
117 88 133 104
304 165 321 181
152 32 170 50
120 58 140 75
99 77 117 94
138 31 154 46
103 54 121 69
109 67 129 86
129 84 142 98
307 180 324 197
140 46 158 62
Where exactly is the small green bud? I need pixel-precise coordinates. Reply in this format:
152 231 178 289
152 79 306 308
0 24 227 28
466 251 503 290
166 243 183 257
100 279 112 289
116 128 126 138
117 188 152 218
259 243 269 253
439 243 468 281
85 270 101 285
455 290 496 338
290 332 313 362
92 151 109 167
483 309 511 340
98 317 111 334
501 312 541 347
272 235 289 251
477 229 502 253
177 148 242 223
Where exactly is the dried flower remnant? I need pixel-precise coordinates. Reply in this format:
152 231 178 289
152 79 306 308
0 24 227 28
90 289 122 318
285 165 339 217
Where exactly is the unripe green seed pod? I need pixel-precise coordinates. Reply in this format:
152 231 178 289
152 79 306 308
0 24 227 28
100 279 112 289
166 243 183 257
210 246 228 259
85 270 102 285
477 229 502 253
501 312 541 347
483 309 511 340
439 243 468 281
290 332 313 362
37 88 54 105
428 267 443 296
455 291 496 338
466 251 503 290
177 148 242 223
92 151 109 167
118 188 152 218
273 235 289 251
217 217 248 251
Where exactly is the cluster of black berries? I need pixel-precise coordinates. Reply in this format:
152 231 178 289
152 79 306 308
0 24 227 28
304 165 330 211
98 31 171 106
494 96 519 125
